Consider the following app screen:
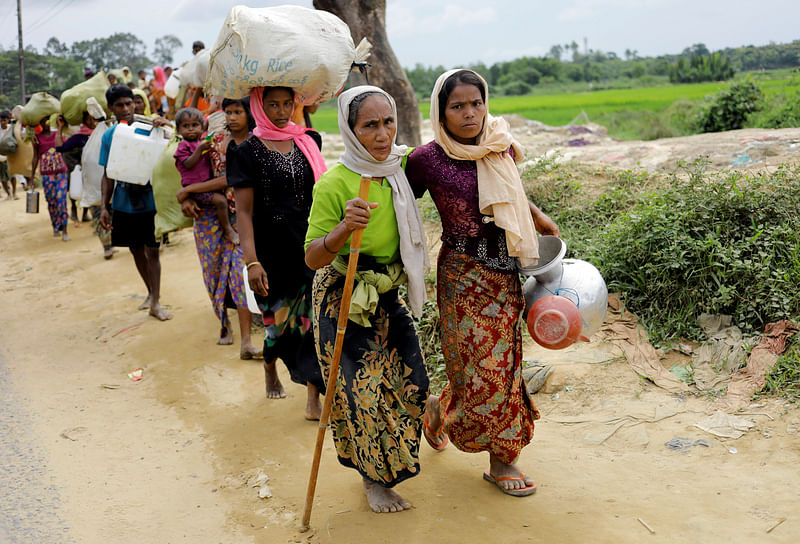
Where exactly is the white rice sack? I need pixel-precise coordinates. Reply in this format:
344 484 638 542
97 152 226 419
207 5 371 104
182 49 211 89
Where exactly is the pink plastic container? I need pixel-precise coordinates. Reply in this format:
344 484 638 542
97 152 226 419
527 295 583 350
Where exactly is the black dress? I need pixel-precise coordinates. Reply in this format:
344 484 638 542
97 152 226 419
226 132 323 390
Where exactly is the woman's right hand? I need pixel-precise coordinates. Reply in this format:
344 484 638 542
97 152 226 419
248 263 269 296
344 197 378 232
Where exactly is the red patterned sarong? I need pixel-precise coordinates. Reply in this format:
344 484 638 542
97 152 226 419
437 246 539 464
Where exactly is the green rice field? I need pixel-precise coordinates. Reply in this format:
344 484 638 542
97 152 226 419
308 70 800 140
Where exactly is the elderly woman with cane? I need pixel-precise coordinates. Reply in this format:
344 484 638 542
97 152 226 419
406 69 560 497
303 86 429 515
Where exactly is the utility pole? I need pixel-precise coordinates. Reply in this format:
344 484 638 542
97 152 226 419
17 0 25 104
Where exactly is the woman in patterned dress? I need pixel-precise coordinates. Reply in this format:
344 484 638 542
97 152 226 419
32 116 70 241
227 87 326 420
406 69 560 497
178 97 260 358
304 86 430 514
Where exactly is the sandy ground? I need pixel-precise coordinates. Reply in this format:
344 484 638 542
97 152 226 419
2 126 800 543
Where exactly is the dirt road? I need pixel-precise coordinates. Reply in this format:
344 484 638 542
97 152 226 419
2 140 799 542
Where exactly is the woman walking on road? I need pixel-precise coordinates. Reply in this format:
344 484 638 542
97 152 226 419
32 116 70 241
304 86 429 513
227 86 326 419
179 97 260 358
406 69 560 497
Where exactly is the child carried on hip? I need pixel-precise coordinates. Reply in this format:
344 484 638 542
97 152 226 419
173 107 238 243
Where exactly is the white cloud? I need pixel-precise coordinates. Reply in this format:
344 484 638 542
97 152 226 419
557 0 667 22
388 1 496 36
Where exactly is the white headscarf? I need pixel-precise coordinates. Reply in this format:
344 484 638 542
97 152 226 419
337 85 429 317
431 69 539 266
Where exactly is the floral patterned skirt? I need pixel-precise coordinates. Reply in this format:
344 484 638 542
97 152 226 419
436 246 539 464
193 209 247 337
41 172 68 231
312 264 428 488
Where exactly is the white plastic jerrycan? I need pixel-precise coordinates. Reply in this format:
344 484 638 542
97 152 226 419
106 121 169 185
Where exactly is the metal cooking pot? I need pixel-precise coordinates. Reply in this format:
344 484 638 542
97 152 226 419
522 236 608 342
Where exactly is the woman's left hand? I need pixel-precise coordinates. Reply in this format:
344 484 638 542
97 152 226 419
181 197 200 218
531 206 560 237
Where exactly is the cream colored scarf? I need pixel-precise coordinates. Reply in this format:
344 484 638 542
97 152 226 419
430 69 539 267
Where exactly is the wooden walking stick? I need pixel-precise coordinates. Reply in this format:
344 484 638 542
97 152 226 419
301 176 372 530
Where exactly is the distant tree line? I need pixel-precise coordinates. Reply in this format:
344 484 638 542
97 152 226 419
0 33 182 109
406 40 800 97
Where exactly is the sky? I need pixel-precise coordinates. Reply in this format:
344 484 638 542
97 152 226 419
1 0 799 69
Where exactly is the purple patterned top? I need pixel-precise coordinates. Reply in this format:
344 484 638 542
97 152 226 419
406 141 515 271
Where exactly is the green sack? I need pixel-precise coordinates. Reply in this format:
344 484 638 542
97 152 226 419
60 72 110 126
20 92 61 126
152 134 193 238
0 123 18 154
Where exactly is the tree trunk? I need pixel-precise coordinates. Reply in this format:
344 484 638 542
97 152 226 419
313 0 421 146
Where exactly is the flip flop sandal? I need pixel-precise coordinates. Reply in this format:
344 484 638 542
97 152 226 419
423 413 448 451
483 470 537 497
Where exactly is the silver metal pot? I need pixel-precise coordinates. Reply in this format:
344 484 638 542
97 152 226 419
522 236 608 341
26 190 39 214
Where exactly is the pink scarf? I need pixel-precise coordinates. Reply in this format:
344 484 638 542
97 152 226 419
152 66 167 91
249 87 327 181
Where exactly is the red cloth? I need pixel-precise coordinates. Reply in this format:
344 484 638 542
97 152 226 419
248 87 326 182
437 246 539 464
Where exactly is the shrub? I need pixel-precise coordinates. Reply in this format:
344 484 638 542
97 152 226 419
501 80 533 96
588 160 800 342
695 80 763 133
749 89 800 128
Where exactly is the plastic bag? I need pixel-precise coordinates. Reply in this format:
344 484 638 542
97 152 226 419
152 134 193 238
60 72 110 125
20 92 61 126
0 125 18 154
181 49 211 89
69 165 83 200
80 121 112 208
207 5 371 104
164 68 182 99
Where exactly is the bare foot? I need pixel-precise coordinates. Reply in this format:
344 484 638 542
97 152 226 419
488 455 536 492
224 226 240 245
239 343 262 360
149 303 173 321
263 360 286 399
305 383 321 420
217 327 234 345
362 479 412 513
137 294 152 310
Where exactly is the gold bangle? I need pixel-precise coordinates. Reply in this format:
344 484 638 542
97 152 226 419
245 261 261 270
322 233 337 254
